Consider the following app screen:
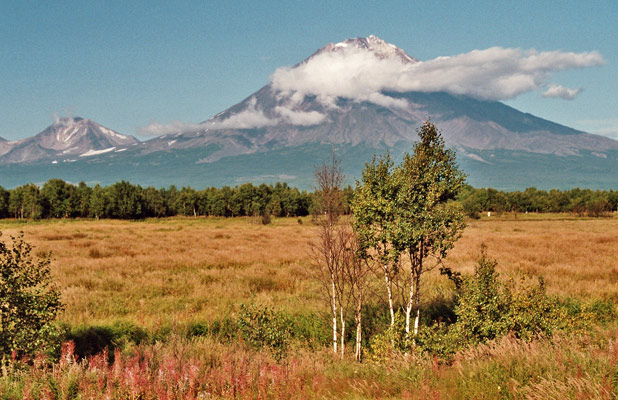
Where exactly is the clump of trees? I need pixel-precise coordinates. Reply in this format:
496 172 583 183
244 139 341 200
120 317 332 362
312 154 370 360
313 121 466 360
311 121 599 362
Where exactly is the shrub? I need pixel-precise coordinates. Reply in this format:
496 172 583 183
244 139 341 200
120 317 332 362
450 247 586 347
365 312 411 362
0 232 63 358
236 304 292 359
261 210 272 225
452 250 512 344
414 247 596 358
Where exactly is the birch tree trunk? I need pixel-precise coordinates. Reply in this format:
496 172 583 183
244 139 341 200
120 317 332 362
340 307 345 358
413 271 422 335
405 264 414 335
414 247 424 336
331 278 337 353
355 296 362 362
384 265 395 327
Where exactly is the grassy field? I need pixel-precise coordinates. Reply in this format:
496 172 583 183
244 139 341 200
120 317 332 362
1 213 618 399
1 213 616 327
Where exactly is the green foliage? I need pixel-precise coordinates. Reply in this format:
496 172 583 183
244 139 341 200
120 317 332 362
414 248 597 358
353 120 466 337
365 312 412 362
392 120 466 265
452 249 512 343
451 248 583 345
351 153 400 265
2 179 313 220
236 304 293 359
459 185 618 215
0 232 63 358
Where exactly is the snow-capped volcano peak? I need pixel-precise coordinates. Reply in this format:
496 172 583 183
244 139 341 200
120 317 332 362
37 117 136 150
0 117 139 164
311 35 417 64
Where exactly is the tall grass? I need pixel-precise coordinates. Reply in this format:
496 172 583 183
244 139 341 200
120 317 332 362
0 215 617 399
2 328 617 399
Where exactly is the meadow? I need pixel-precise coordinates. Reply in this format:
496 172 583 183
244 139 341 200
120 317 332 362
1 213 618 399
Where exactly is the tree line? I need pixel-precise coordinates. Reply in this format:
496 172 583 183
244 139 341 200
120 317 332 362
459 186 618 217
0 180 330 220
1 175 617 222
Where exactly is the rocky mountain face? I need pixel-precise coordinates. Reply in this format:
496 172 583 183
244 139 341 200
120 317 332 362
0 117 138 164
1 36 617 190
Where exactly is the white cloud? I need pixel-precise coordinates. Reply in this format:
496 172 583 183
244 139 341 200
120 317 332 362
542 84 582 100
213 97 327 129
138 97 279 136
213 99 276 130
213 110 275 129
271 46 604 105
274 106 327 126
138 121 206 137
139 45 605 135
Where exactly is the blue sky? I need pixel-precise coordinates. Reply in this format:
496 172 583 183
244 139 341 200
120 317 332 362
1 0 616 141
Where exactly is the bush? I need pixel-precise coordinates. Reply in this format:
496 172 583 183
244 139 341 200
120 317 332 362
0 232 63 358
452 250 512 344
236 304 292 359
414 247 595 358
452 248 567 345
365 312 412 362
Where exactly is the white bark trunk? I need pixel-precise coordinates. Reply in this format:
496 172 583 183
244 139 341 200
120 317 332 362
340 307 345 358
413 267 422 336
355 297 362 362
384 265 395 327
414 308 420 336
405 268 414 335
332 278 337 353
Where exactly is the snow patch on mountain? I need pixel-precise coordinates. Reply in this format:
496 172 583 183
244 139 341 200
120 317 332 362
80 147 116 157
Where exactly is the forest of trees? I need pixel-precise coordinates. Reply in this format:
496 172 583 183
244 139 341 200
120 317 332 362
0 179 328 220
0 178 616 221
459 185 618 217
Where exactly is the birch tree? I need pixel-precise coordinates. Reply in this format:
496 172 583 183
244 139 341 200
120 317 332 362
351 154 401 328
311 153 346 355
393 120 466 336
340 226 371 361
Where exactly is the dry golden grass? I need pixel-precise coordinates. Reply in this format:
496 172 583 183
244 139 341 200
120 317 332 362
448 214 618 299
0 213 616 329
